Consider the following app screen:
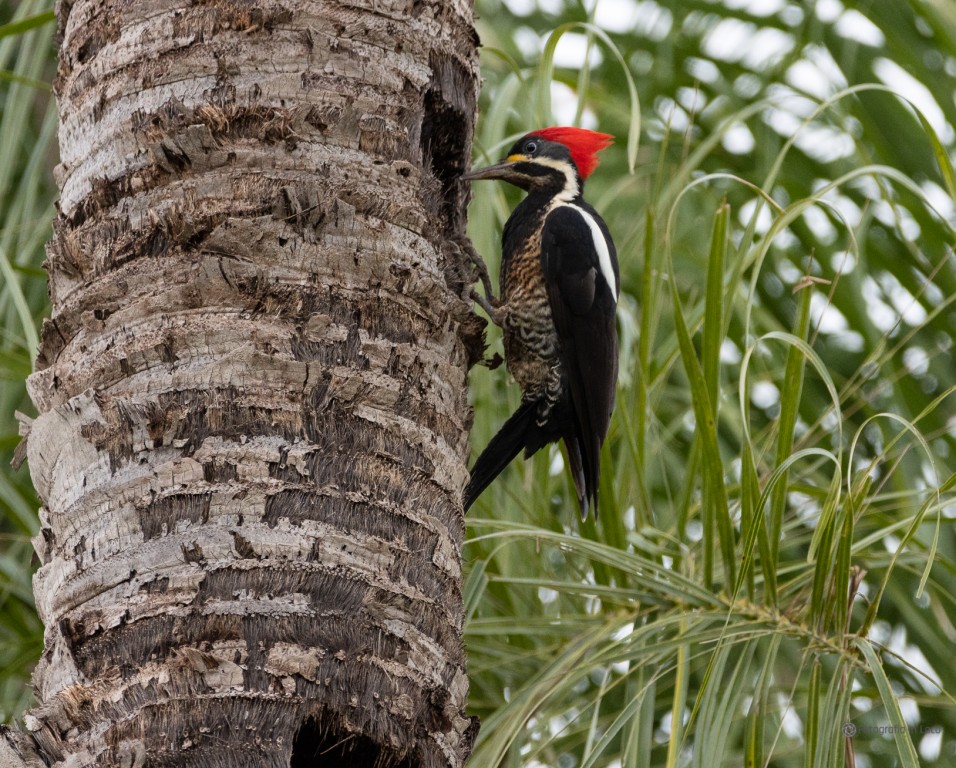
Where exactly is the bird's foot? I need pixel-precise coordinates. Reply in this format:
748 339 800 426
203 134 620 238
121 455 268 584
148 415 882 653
482 351 504 370
469 287 505 325
455 236 502 321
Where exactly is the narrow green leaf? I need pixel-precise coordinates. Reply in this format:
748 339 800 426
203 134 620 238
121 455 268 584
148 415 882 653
768 280 812 562
701 201 729 409
805 659 821 768
0 11 55 40
636 209 654 481
856 640 921 768
0 70 50 90
0 247 41 358
665 631 689 768
463 559 488 623
670 273 736 587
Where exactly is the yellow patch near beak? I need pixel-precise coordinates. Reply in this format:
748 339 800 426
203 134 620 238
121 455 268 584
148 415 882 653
506 154 527 163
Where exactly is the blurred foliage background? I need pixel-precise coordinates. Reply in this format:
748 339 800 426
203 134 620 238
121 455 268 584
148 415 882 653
1 1 954 766
0 0 54 723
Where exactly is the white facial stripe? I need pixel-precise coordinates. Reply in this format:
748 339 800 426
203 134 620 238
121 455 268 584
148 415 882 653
529 156 579 200
567 204 618 299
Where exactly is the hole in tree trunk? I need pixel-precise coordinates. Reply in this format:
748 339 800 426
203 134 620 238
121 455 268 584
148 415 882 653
419 52 475 239
290 719 416 768
420 85 468 233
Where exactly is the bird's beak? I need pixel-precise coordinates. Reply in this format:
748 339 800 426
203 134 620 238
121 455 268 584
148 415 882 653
461 156 524 182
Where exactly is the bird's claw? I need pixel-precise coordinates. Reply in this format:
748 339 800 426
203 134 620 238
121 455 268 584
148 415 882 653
469 287 505 325
456 236 500 317
484 352 504 370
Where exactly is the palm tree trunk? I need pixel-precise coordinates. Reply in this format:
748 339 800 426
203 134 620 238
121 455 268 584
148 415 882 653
6 1 482 765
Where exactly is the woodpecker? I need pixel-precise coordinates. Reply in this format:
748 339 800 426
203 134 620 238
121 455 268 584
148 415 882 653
461 127 619 518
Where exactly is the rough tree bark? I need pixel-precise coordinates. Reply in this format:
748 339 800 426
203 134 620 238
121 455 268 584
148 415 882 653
3 1 483 766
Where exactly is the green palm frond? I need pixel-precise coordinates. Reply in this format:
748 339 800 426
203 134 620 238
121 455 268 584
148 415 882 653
466 1 956 766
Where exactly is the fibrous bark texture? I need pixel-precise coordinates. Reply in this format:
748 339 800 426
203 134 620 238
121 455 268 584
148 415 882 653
17 1 482 766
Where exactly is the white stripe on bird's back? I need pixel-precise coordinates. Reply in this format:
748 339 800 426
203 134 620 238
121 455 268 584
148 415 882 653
565 203 618 300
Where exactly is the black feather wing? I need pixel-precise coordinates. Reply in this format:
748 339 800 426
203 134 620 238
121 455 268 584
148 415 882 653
540 203 619 516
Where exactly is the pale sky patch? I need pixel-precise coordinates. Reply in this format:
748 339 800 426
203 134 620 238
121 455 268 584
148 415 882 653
874 57 954 144
836 9 886 47
703 17 758 63
594 0 673 41
722 0 787 16
722 122 755 154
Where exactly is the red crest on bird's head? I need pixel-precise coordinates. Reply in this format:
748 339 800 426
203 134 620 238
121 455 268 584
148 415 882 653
529 126 614 180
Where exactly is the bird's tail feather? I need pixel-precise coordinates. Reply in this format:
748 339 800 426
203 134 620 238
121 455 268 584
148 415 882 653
561 432 590 519
578 425 601 518
463 400 539 511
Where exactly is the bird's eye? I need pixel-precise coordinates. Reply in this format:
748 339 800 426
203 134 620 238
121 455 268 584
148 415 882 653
524 140 538 155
